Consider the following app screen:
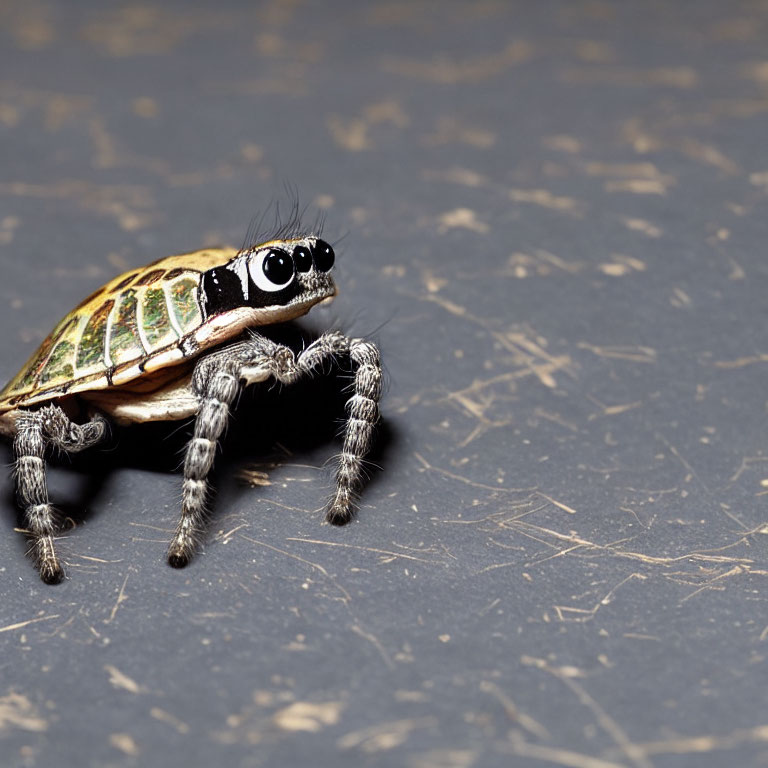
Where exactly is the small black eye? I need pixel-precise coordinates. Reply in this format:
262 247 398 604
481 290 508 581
262 249 294 285
312 239 335 272
293 245 313 272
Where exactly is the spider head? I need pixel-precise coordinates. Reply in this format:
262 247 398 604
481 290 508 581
201 237 338 322
248 237 336 305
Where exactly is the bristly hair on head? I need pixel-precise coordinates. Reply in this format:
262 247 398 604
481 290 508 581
240 184 326 254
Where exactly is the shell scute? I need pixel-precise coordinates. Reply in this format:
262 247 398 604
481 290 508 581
112 272 140 292
142 287 176 348
109 289 144 365
9 314 80 393
169 277 203 332
0 248 236 410
76 300 114 371
39 340 75 385
134 269 166 287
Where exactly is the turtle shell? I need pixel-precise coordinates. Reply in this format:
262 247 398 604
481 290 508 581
0 240 335 414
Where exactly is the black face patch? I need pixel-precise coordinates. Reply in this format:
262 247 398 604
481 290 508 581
200 266 246 319
201 258 303 319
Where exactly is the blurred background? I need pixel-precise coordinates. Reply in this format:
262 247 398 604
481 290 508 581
2 1 768 766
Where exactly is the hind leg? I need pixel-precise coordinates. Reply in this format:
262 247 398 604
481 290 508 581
13 405 108 583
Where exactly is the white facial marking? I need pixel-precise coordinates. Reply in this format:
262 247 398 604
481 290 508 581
226 256 250 301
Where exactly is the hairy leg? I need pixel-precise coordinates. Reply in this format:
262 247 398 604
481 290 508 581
167 330 381 567
167 360 240 567
326 338 381 524
13 405 108 583
244 331 381 523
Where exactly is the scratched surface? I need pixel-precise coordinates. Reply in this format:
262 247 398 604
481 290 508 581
1 1 768 766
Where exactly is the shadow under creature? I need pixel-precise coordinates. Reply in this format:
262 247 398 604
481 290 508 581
1 323 394 570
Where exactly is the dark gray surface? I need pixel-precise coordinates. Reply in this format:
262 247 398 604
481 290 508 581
2 1 768 766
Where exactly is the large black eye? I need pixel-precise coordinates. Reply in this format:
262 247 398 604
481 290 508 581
293 245 313 272
263 249 294 284
250 248 295 292
311 239 335 272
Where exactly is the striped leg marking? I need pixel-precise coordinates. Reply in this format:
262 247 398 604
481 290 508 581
326 338 381 524
13 406 108 583
167 363 240 568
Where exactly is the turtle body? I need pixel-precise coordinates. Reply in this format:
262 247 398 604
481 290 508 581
3 230 382 584
0 238 338 430
1 248 230 414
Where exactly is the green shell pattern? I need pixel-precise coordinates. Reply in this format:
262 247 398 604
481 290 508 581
0 248 230 408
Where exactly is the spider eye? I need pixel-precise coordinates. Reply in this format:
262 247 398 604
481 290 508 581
250 248 295 292
293 245 313 273
311 239 335 272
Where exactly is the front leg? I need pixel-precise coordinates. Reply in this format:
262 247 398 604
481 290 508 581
167 330 381 567
248 331 382 524
299 333 382 525
167 358 240 567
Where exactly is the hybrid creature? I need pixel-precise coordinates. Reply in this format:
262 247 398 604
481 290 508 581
0 219 381 583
